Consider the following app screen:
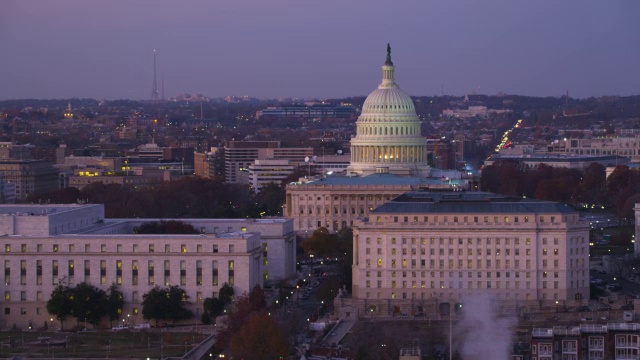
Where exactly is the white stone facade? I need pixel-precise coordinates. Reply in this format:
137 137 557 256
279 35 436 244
346 192 590 318
285 179 416 233
0 205 296 329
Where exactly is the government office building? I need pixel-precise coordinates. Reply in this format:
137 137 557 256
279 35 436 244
0 204 295 329
336 191 590 319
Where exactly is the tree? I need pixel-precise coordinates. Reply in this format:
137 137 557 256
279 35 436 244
202 297 225 325
142 286 193 327
230 312 288 360
141 287 166 327
219 283 235 305
166 285 194 323
46 284 73 330
106 284 124 327
300 227 340 258
72 283 107 326
255 182 286 216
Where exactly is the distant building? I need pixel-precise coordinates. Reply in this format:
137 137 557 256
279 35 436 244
194 147 221 179
0 143 59 200
557 136 640 162
0 204 295 329
247 159 295 192
224 141 312 184
337 191 589 319
255 103 357 120
442 105 512 118
485 153 628 170
0 180 16 203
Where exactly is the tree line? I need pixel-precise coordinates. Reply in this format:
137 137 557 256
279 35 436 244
46 282 123 330
46 282 200 330
481 161 640 221
26 176 286 218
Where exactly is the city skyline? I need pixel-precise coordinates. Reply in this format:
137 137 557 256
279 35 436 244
1 0 639 100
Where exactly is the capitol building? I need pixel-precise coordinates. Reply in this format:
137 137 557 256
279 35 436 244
285 45 457 233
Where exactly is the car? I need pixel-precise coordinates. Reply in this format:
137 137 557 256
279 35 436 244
111 324 129 331
134 323 151 329
576 306 590 312
597 305 612 311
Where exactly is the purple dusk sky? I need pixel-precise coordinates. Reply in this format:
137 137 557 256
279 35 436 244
0 0 638 100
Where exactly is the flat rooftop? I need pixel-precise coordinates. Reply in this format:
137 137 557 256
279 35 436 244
297 173 464 186
372 191 576 214
0 204 101 216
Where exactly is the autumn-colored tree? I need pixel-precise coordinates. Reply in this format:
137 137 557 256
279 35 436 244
248 285 266 312
230 312 288 360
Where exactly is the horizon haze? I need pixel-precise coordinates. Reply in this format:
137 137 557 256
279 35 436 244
1 0 639 100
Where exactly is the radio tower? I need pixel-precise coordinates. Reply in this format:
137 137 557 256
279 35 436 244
151 49 159 101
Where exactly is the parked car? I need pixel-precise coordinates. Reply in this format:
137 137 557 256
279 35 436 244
111 324 129 331
576 306 590 312
622 304 634 311
134 323 151 329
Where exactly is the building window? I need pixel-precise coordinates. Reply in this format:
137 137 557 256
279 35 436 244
164 260 171 286
196 260 202 286
228 260 235 286
148 261 155 285
180 260 187 286
212 260 218 286
100 260 106 285
132 260 138 285
52 260 59 285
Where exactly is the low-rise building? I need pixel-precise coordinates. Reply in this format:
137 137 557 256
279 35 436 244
531 323 640 360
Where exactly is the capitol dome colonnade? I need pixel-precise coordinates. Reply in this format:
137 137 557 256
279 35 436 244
348 44 430 176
